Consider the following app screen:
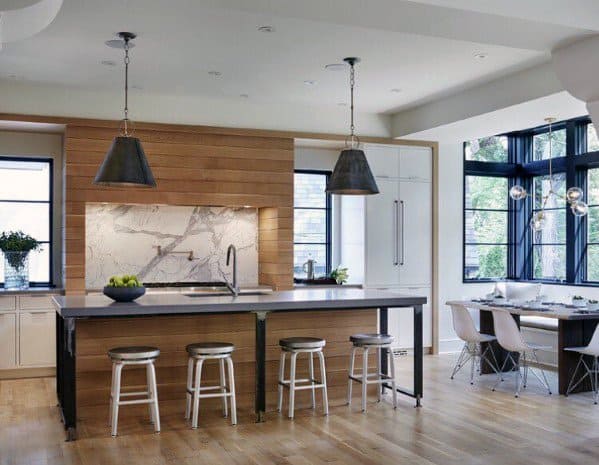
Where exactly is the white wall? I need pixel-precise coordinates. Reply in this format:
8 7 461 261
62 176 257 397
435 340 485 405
0 130 63 287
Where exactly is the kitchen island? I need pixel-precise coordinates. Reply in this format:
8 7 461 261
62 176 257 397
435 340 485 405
54 288 426 440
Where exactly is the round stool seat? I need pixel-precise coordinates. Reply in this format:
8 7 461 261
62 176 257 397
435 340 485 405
186 342 235 355
108 346 160 360
350 333 394 345
279 337 326 350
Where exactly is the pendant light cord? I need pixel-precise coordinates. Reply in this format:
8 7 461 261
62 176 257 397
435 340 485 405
123 36 130 136
349 61 355 143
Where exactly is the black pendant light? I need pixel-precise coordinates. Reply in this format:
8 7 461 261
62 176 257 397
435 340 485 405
326 57 379 195
94 32 156 188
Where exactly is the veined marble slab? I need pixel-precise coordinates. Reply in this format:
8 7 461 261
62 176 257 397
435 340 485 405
85 204 258 288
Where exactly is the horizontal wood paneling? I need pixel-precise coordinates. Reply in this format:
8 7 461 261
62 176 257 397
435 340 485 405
64 121 294 293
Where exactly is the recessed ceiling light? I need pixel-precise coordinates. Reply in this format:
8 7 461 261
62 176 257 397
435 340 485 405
325 63 346 71
474 52 488 60
239 93 249 98
208 71 222 77
101 60 116 66
132 84 143 90
337 102 347 107
257 25 275 33
304 80 317 86
390 88 402 93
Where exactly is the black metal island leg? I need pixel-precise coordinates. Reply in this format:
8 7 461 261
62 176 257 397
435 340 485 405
255 311 268 422
56 314 77 441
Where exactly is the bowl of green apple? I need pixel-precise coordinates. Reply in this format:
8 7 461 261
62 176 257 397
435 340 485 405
103 275 146 302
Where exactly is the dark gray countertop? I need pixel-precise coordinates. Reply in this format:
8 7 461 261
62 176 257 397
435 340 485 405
53 288 426 318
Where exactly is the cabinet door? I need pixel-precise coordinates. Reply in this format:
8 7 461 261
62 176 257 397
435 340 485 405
0 313 17 369
365 145 400 179
19 311 55 367
399 146 432 182
398 181 432 286
387 286 432 349
365 179 401 287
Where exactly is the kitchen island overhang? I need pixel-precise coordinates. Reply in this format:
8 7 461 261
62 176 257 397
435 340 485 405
54 288 426 441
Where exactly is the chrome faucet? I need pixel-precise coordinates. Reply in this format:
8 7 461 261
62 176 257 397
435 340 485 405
224 244 239 296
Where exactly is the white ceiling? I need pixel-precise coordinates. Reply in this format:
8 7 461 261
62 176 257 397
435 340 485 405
0 0 593 117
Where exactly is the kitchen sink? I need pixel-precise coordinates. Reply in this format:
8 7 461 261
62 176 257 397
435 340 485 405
183 290 269 297
142 285 271 297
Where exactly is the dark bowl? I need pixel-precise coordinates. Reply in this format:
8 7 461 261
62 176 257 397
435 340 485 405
103 286 146 302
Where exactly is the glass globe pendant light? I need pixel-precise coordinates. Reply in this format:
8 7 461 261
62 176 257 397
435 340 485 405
510 117 587 230
94 32 156 188
326 57 379 195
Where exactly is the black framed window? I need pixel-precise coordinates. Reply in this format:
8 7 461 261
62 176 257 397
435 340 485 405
463 175 509 280
0 157 53 286
293 170 332 279
463 116 599 286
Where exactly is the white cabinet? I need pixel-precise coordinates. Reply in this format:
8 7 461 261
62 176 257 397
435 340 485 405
399 146 432 182
19 311 55 367
387 286 432 349
0 296 16 311
0 313 17 369
364 144 400 178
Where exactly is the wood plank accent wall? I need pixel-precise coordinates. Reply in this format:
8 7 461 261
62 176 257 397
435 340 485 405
63 123 294 294
75 309 377 417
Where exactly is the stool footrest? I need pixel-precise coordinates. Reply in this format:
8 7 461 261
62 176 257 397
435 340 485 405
117 398 156 406
349 373 395 384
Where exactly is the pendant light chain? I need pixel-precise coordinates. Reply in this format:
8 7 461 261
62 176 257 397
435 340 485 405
349 60 355 143
123 36 130 136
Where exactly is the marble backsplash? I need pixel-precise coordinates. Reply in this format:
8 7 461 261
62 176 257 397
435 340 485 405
85 204 258 288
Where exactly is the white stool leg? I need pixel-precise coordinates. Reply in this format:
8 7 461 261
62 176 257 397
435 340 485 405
219 358 229 418
376 347 382 402
185 357 194 420
308 352 316 409
149 361 160 433
146 362 155 424
361 347 369 412
191 358 204 429
317 350 328 416
288 351 298 419
347 345 356 405
111 363 123 437
388 348 397 409
277 351 286 413
108 361 116 426
226 356 237 425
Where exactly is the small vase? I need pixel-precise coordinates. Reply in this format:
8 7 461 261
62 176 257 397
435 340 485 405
3 251 30 290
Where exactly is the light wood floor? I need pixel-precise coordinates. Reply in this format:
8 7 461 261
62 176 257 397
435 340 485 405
2 355 599 465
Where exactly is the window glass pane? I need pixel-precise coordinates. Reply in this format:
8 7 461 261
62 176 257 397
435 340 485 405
294 209 326 243
588 206 599 243
0 243 49 283
464 136 508 162
0 202 50 241
588 123 599 152
465 176 508 209
533 173 566 209
294 173 327 208
532 210 566 244
293 244 327 279
464 245 507 279
533 245 566 280
0 160 50 201
532 129 566 160
586 244 599 281
465 211 507 244
589 168 599 205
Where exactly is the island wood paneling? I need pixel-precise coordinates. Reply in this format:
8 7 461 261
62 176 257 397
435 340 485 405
63 123 294 294
75 309 377 418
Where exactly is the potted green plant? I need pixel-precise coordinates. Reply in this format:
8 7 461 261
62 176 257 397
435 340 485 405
572 295 587 308
330 266 349 285
0 231 40 289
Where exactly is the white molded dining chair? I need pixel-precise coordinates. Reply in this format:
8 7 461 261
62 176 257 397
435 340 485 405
491 310 552 397
449 304 501 384
565 324 599 404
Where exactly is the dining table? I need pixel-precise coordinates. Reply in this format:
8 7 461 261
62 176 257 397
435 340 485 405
446 299 599 395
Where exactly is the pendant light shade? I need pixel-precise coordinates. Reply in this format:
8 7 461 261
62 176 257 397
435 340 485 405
94 32 156 188
94 136 156 187
327 57 379 195
326 148 379 194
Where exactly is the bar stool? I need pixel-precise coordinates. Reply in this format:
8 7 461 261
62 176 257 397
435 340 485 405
347 333 397 412
108 346 161 437
185 342 237 428
277 337 328 419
